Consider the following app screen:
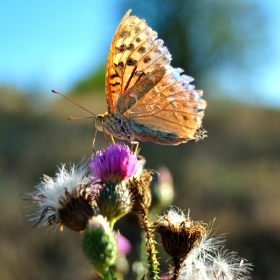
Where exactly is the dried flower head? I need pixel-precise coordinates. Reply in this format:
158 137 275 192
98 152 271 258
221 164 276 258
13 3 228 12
155 208 207 279
21 163 95 232
175 220 253 280
155 208 207 260
155 210 253 279
89 143 142 183
127 169 153 213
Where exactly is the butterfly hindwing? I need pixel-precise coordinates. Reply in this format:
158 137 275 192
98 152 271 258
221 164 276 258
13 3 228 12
126 67 206 141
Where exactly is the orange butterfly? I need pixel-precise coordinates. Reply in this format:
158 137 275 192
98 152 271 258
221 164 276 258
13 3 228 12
92 10 207 145
94 10 207 145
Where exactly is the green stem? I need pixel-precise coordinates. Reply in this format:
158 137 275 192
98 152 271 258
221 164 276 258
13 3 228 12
108 218 116 230
100 267 116 280
141 209 160 280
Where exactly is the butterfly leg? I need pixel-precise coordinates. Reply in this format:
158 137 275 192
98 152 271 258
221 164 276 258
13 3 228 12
130 141 139 153
102 126 109 147
110 135 116 144
92 129 98 154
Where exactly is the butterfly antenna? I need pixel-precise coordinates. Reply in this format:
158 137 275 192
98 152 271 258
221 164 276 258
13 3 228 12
68 116 93 120
52 89 96 118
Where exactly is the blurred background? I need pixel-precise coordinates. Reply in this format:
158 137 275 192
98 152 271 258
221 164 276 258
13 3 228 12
1 0 280 279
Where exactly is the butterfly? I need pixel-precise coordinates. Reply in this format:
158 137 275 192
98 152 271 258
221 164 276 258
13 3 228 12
95 10 207 145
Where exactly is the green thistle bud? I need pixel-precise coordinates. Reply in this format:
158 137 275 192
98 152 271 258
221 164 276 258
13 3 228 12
83 215 117 274
97 182 132 226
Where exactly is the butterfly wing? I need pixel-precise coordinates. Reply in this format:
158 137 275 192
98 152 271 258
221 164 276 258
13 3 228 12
124 66 207 143
116 67 166 115
106 10 206 144
106 10 171 114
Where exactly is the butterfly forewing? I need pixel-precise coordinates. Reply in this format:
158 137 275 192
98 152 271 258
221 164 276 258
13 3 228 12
106 10 171 114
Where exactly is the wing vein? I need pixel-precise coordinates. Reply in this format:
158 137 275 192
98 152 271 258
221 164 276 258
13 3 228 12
137 115 199 130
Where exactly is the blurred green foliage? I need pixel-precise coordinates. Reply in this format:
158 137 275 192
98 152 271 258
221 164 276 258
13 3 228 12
1 1 279 279
72 65 106 96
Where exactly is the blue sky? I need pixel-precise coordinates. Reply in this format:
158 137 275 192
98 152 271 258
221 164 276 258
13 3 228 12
0 1 119 95
1 1 280 107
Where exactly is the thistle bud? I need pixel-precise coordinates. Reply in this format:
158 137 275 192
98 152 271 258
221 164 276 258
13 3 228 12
97 182 132 224
83 215 117 273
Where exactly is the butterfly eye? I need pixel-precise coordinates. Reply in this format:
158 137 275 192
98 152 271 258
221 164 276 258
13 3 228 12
95 115 103 127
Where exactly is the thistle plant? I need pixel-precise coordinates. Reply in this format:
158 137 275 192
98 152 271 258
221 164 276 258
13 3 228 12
22 143 253 279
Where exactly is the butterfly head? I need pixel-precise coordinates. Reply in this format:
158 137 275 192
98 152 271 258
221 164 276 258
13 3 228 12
95 113 108 132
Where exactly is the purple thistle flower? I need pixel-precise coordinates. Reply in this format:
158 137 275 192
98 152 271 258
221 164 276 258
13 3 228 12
115 233 131 256
89 143 142 183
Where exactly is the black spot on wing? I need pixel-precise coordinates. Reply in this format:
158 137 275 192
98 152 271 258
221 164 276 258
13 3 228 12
143 56 151 63
120 30 130 38
138 46 146 53
127 58 137 66
110 74 120 79
114 61 125 71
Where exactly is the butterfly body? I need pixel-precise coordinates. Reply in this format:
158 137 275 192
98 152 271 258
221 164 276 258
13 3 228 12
95 10 207 145
96 112 193 145
96 113 135 142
